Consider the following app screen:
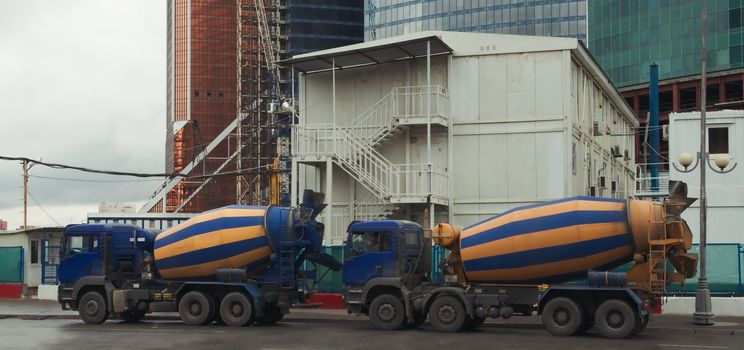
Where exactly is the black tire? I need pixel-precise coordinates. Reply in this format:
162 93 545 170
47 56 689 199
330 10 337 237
79 291 108 324
219 292 254 327
256 305 284 325
118 310 146 323
429 295 466 332
595 299 638 339
462 317 486 331
178 291 215 326
369 294 406 330
542 297 584 336
631 313 649 336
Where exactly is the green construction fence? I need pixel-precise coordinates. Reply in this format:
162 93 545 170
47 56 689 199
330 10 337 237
0 246 24 283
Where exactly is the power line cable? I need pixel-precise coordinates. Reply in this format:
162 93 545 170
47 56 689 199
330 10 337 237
26 189 61 226
0 156 272 179
28 175 163 183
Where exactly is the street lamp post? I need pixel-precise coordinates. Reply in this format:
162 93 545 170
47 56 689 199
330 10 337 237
673 151 736 326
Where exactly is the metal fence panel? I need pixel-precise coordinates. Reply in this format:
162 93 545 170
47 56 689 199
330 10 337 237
667 244 744 296
41 241 60 285
0 247 23 283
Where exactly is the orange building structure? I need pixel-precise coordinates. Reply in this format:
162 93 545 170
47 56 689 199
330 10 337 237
151 0 288 213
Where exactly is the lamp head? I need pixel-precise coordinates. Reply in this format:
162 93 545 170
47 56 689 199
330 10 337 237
714 154 731 171
678 152 694 168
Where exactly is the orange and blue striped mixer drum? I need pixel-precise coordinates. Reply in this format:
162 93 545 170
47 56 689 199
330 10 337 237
153 206 273 280
459 197 634 284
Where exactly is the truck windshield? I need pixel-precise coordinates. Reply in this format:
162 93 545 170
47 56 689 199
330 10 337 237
349 232 390 256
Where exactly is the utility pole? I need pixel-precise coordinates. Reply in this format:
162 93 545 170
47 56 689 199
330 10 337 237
22 160 30 230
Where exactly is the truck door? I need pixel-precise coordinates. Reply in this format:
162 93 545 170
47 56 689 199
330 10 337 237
58 232 102 283
343 231 396 285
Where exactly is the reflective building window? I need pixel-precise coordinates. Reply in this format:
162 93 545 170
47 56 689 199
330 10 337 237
365 0 588 43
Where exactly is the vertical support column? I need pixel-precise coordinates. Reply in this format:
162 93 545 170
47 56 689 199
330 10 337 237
332 58 337 154
426 40 434 230
649 64 660 192
290 158 298 206
447 53 454 224
325 159 334 246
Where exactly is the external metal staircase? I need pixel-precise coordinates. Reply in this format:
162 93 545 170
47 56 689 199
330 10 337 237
347 85 449 147
293 85 450 242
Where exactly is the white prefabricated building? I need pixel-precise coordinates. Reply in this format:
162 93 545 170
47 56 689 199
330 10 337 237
284 31 638 245
669 110 744 243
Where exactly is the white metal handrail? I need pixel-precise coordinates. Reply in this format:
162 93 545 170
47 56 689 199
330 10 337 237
346 85 449 146
393 163 449 198
292 124 400 199
635 162 670 196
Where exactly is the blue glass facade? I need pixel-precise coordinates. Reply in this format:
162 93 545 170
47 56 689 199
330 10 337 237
287 0 364 56
589 0 744 88
365 0 587 43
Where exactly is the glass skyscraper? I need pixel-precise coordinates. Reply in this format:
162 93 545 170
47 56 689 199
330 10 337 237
589 0 744 88
365 0 587 42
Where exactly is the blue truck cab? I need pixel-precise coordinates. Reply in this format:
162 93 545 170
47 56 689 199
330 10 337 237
342 220 432 328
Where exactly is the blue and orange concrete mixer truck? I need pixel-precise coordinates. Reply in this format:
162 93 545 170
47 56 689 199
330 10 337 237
57 190 341 326
342 181 699 338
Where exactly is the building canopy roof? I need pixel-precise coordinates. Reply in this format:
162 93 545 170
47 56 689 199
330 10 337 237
281 30 637 127
280 34 452 73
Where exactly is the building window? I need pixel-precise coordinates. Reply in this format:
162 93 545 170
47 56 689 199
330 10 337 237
31 240 39 264
708 127 729 154
194 90 200 97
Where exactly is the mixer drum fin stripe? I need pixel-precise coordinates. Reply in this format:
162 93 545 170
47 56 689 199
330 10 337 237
155 216 264 248
155 236 269 270
158 246 273 279
462 197 625 233
463 233 632 270
155 208 266 241
461 210 627 248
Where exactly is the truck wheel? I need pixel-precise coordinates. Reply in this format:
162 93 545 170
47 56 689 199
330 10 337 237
542 297 584 336
595 299 637 339
219 292 254 327
79 291 108 324
429 295 466 332
179 291 215 326
256 306 284 325
118 310 146 323
631 314 649 336
369 294 406 330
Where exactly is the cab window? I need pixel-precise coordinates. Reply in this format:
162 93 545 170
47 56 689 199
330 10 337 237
64 234 97 254
350 232 390 256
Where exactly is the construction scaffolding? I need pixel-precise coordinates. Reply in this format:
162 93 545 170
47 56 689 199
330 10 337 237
142 0 291 214
236 0 292 207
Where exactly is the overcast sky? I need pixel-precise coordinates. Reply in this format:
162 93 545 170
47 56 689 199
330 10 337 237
0 1 166 229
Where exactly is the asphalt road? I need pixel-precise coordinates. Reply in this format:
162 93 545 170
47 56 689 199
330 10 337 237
0 311 741 350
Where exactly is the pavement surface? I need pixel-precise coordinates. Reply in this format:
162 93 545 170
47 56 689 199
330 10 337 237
1 300 743 350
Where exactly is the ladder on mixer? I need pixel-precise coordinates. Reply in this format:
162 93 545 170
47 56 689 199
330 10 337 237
278 242 296 290
647 205 668 294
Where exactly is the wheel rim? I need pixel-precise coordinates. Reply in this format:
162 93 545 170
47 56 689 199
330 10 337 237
606 310 625 329
438 305 456 324
189 302 202 316
230 302 244 317
553 307 570 326
378 303 396 322
85 300 99 316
